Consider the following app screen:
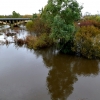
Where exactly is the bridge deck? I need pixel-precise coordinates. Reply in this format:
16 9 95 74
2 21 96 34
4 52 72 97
0 18 30 21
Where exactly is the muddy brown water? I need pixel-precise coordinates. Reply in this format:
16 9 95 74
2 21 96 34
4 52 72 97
0 29 100 100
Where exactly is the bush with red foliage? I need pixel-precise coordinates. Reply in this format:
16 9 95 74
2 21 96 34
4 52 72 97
77 19 100 29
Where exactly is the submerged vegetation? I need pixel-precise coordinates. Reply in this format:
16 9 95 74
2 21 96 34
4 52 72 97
25 0 100 59
25 33 53 49
26 0 82 52
72 15 100 59
73 26 100 58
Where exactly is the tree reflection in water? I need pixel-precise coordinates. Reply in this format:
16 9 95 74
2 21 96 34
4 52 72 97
34 47 100 100
46 55 77 100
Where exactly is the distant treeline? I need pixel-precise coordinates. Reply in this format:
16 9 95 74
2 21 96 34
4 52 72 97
0 11 32 18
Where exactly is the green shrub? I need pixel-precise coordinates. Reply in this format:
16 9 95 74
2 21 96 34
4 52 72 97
25 33 54 49
16 39 25 47
26 17 51 36
25 35 37 49
33 33 53 49
72 26 100 59
26 21 34 32
32 17 51 35
83 15 100 22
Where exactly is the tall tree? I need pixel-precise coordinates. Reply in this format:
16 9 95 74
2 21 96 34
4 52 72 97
42 0 82 53
42 0 82 25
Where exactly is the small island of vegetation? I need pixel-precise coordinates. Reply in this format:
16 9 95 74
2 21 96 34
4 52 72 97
25 0 100 59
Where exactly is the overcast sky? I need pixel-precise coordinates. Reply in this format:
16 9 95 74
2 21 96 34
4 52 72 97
0 0 100 15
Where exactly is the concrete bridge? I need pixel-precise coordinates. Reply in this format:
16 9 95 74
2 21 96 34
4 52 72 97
0 18 31 25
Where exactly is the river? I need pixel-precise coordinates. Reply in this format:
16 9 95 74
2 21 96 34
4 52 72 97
0 26 100 100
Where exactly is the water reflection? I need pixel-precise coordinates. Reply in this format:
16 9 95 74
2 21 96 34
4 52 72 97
72 59 99 76
34 48 100 100
1 30 100 100
0 44 50 100
47 59 77 100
